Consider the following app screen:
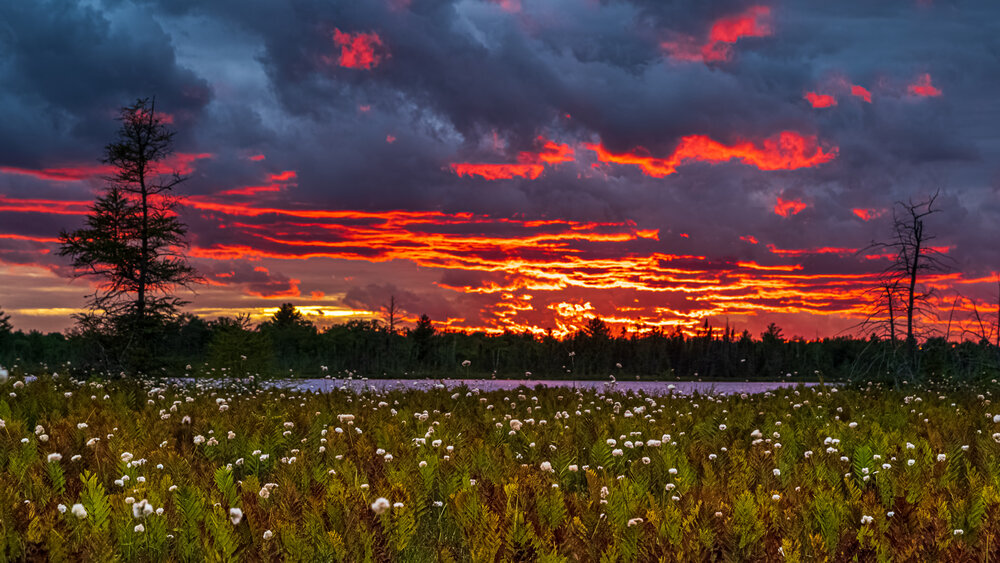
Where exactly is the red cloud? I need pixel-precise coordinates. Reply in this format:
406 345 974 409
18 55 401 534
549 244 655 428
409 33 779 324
663 6 772 63
908 73 942 97
850 85 872 103
0 196 90 215
247 279 301 299
0 163 114 181
450 163 543 180
133 108 175 124
774 197 806 217
586 131 837 178
709 6 772 43
269 170 297 182
804 92 837 108
332 29 388 70
852 208 884 221
0 153 213 181
487 0 521 12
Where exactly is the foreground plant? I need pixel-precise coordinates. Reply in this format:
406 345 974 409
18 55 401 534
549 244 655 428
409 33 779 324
1 370 999 560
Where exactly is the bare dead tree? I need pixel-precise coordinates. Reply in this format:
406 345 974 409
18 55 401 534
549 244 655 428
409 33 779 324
857 276 900 341
385 295 398 335
383 295 400 369
864 190 951 377
959 277 1000 347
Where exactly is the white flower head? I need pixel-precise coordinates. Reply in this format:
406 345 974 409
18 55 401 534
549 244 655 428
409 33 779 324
371 497 391 515
132 499 153 519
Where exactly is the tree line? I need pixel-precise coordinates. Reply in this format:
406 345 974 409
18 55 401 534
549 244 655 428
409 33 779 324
1 304 998 381
2 97 995 382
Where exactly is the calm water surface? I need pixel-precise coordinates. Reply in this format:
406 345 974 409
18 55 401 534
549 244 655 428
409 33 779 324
270 379 824 395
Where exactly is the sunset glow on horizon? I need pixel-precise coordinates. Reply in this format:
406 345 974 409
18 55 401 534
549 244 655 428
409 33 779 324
0 0 997 340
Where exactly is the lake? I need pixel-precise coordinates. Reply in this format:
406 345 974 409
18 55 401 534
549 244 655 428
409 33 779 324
269 378 826 395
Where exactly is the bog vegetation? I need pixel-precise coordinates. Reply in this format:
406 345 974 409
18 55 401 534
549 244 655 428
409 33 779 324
3 367 1000 560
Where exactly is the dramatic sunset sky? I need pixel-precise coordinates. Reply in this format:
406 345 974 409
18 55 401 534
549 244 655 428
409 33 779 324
0 0 998 337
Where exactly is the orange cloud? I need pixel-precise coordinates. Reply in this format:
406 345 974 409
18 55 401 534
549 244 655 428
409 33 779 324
1 191 989 339
804 92 837 108
523 138 574 165
663 6 772 63
586 131 837 178
450 136 573 180
767 244 854 257
908 73 942 97
773 197 806 217
332 29 388 70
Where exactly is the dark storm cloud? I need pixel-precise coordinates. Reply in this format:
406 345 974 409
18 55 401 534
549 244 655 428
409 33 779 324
2 0 999 335
0 0 211 168
342 282 459 321
199 261 299 298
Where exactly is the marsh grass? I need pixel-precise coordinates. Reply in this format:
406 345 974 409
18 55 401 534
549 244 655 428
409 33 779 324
0 369 998 561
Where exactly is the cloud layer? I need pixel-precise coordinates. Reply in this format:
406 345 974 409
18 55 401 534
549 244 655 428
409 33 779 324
0 0 998 338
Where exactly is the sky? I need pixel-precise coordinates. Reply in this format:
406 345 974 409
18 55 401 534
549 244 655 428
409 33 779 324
0 0 998 338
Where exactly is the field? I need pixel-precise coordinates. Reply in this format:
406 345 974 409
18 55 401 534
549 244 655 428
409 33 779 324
1 369 999 561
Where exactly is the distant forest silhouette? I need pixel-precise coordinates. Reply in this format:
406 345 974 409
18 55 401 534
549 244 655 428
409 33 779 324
1 304 998 382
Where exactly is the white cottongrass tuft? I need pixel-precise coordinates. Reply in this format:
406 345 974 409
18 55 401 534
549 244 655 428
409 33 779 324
371 497 391 515
132 499 153 519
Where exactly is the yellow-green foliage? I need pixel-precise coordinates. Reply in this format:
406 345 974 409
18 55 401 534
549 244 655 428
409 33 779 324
1 370 999 561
